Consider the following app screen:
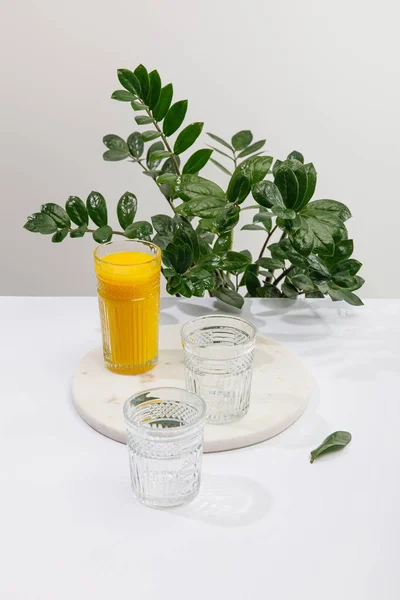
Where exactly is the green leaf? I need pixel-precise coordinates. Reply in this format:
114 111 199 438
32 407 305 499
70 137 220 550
256 283 281 298
305 291 325 299
127 132 144 158
178 174 225 201
206 132 233 151
210 158 232 176
252 180 284 208
141 131 162 142
174 122 204 155
327 286 363 306
245 270 260 296
70 225 86 238
325 240 354 267
174 216 200 262
287 150 304 163
237 140 266 158
166 275 182 295
124 221 153 240
284 159 308 211
117 192 137 229
253 211 272 231
301 163 317 208
306 199 351 222
148 70 162 110
213 287 244 309
131 100 148 111
111 90 137 102
239 155 273 184
281 281 299 298
268 242 287 261
333 259 362 277
214 232 232 253
272 159 282 176
146 141 164 168
232 130 253 151
300 215 335 257
290 274 314 292
103 134 129 154
41 203 70 228
156 173 177 186
135 115 154 125
152 83 173 121
133 64 149 102
86 191 107 227
216 204 240 233
65 196 88 226
187 266 214 290
163 100 188 136
271 205 296 219
274 164 299 209
150 150 172 162
103 150 129 162
241 224 265 231
290 221 314 256
161 155 180 175
226 173 251 204
310 431 352 463
206 145 234 161
92 225 113 243
198 253 223 269
24 212 57 234
183 149 213 175
220 250 251 272
257 257 285 269
117 69 141 96
51 228 69 243
178 196 226 218
163 241 192 274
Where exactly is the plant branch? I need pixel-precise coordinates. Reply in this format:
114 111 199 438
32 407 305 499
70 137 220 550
145 108 181 175
274 265 294 286
258 225 278 259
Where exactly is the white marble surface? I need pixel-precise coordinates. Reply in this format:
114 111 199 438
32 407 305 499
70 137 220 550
1 297 399 600
72 326 314 451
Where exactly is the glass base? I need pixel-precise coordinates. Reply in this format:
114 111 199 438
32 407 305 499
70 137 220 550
105 356 158 375
133 486 200 509
205 407 249 425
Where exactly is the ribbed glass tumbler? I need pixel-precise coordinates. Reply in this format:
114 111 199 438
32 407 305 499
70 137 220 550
124 387 206 508
181 315 257 424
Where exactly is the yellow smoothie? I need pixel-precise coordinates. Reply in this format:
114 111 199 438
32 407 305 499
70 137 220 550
94 248 161 375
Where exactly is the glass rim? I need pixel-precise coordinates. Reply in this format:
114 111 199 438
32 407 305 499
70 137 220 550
123 386 206 435
180 314 257 351
94 239 161 267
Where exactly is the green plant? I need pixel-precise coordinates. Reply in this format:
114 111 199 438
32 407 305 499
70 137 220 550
310 431 352 463
24 64 364 308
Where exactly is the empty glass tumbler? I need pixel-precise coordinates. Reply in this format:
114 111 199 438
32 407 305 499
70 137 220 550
124 387 206 508
181 315 257 424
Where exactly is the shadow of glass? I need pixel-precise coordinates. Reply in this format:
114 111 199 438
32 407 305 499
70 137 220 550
173 472 272 528
159 312 179 326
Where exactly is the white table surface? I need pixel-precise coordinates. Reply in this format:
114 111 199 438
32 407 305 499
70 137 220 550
1 297 399 600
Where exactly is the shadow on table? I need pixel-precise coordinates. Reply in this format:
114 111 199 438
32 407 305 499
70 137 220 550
172 473 272 528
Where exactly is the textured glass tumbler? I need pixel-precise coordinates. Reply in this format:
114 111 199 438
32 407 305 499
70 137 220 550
94 239 161 375
181 315 256 424
124 387 206 508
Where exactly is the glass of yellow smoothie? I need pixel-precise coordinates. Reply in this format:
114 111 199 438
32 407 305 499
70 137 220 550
94 239 161 375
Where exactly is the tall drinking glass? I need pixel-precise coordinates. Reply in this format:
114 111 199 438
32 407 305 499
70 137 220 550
94 239 161 375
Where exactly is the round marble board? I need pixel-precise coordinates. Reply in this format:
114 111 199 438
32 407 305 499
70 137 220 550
72 324 314 453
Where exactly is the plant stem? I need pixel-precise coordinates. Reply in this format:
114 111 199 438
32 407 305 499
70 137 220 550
235 273 239 292
145 108 181 175
233 150 238 170
274 265 294 286
258 225 278 259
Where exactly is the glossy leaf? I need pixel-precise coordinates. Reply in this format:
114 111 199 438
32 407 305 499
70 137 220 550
310 431 352 463
301 163 317 208
65 196 88 226
213 287 244 309
237 140 266 158
177 196 226 218
163 241 192 274
146 141 164 168
253 211 272 231
178 174 224 201
134 64 149 102
111 90 137 102
227 173 251 204
256 283 282 298
252 180 284 208
103 150 129 161
131 100 148 111
124 221 153 240
327 286 363 306
149 150 172 162
86 191 108 227
174 122 203 154
127 132 144 158
245 270 260 296
51 228 69 243
148 70 161 109
274 164 299 209
210 158 232 175
174 216 200 262
216 204 240 233
41 203 70 228
198 253 223 269
206 132 233 151
103 134 129 154
281 281 299 298
272 159 282 176
271 205 296 219
135 116 154 125
214 233 232 254
117 69 141 96
152 83 173 121
285 159 308 211
305 199 351 222
70 225 86 238
93 225 113 244
117 192 137 229
163 100 188 136
257 257 285 270
232 130 253 151
183 149 213 175
24 213 57 234
241 224 265 231
141 130 162 142
290 274 315 292
287 150 304 163
161 155 180 175
220 251 251 272
333 259 362 277
239 155 273 184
